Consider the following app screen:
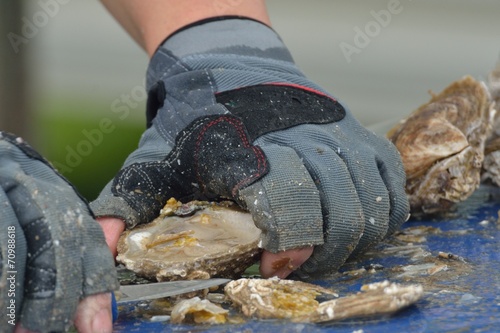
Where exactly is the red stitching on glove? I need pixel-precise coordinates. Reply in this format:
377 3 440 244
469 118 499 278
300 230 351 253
193 115 267 196
231 145 267 197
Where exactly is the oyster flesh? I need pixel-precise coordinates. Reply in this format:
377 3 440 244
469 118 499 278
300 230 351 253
388 76 494 214
117 199 262 281
224 278 422 323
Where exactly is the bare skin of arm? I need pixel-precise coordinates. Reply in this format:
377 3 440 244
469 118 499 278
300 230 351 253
100 0 272 57
97 0 313 279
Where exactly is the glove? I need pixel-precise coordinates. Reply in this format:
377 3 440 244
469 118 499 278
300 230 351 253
0 132 118 332
91 17 409 279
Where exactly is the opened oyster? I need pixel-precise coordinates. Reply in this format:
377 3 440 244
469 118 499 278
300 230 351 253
388 76 494 214
224 278 422 323
117 199 261 281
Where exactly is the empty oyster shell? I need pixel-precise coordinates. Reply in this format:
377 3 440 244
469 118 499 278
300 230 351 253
224 278 422 323
307 280 423 323
388 76 494 214
117 199 262 281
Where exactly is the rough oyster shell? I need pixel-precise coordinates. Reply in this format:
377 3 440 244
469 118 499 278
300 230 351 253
388 76 494 214
117 199 261 281
482 62 500 185
224 278 422 323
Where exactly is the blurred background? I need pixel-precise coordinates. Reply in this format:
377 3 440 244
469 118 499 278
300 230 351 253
1 0 499 200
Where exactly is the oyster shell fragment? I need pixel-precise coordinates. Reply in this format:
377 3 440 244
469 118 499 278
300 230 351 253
308 280 423 323
388 76 494 214
224 278 422 323
224 277 338 320
117 199 262 281
170 297 228 324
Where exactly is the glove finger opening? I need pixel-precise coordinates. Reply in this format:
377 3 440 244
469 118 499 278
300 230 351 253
362 129 410 236
291 145 365 279
239 144 324 253
79 217 119 298
339 150 391 255
376 155 410 236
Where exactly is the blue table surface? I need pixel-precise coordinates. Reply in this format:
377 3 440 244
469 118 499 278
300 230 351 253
113 186 500 333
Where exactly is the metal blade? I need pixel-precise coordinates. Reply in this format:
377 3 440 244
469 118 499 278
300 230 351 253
117 278 230 304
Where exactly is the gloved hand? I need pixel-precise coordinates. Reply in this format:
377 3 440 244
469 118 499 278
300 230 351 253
91 17 409 279
0 132 118 332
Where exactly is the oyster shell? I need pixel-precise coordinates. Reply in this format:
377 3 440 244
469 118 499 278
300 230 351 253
388 76 494 214
117 199 262 281
308 280 423 323
224 278 338 320
170 297 228 324
224 278 422 323
482 62 500 185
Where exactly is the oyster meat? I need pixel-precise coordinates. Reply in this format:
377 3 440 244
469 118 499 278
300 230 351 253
117 199 262 281
388 76 494 214
224 278 422 323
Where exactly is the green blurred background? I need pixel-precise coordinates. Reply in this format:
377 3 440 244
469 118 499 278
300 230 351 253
1 0 499 201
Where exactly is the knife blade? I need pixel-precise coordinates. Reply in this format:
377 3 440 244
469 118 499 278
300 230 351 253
116 278 231 304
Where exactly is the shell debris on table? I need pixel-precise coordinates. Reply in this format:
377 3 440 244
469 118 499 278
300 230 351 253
224 278 423 323
388 76 495 214
116 198 262 281
170 297 229 324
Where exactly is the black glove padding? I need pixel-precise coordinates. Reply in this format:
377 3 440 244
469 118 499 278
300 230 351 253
0 132 118 332
91 17 409 279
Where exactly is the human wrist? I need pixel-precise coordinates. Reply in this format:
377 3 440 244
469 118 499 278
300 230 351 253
101 0 271 57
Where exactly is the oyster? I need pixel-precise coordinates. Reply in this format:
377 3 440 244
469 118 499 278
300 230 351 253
308 281 423 323
224 278 422 323
388 76 494 214
482 62 500 185
117 199 262 281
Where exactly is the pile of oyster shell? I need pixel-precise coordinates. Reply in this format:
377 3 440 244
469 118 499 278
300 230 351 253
223 278 422 323
169 278 423 324
388 68 499 214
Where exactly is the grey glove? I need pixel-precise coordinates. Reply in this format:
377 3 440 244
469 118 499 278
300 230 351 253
0 132 118 332
91 17 409 279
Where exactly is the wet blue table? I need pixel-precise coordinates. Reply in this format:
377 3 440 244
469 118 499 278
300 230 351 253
113 185 500 332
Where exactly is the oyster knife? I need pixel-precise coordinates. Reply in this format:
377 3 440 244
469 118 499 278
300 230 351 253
116 278 231 304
